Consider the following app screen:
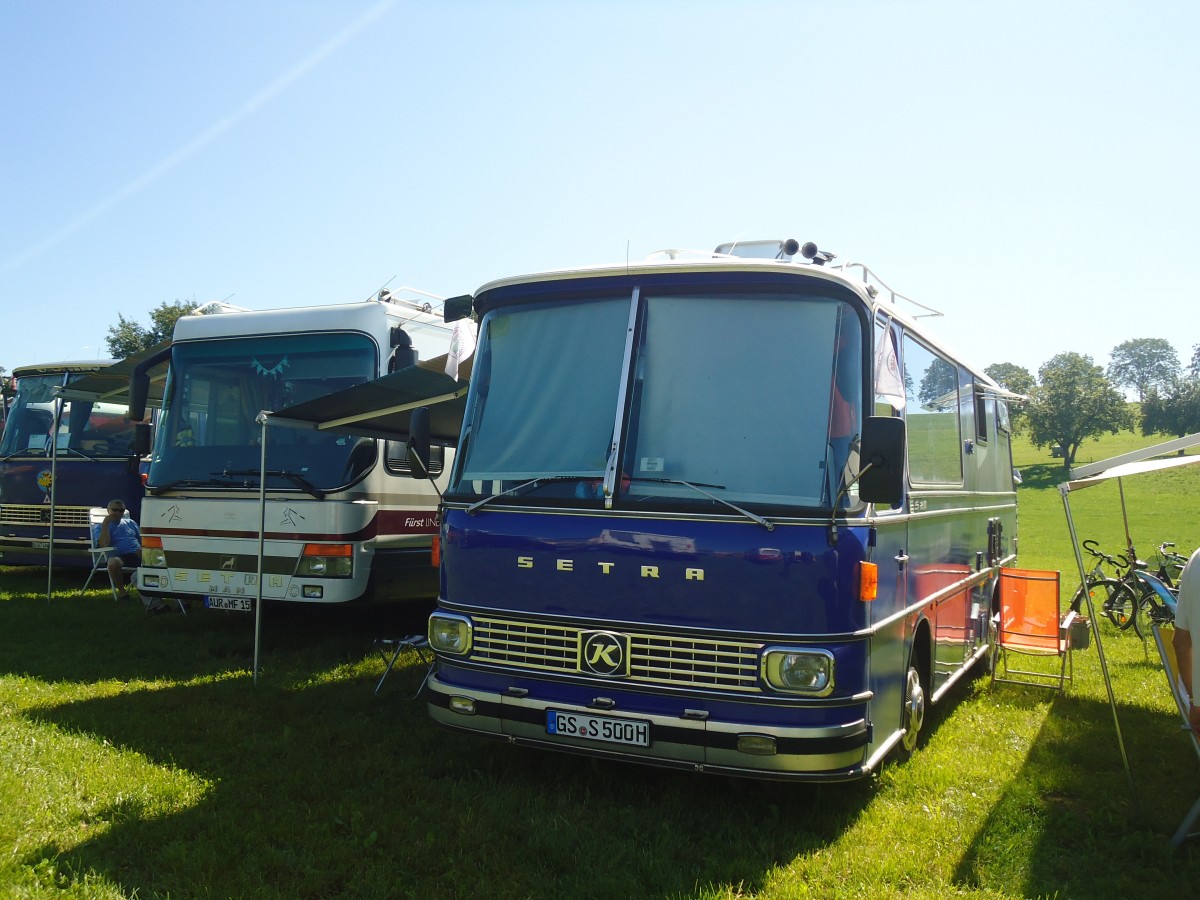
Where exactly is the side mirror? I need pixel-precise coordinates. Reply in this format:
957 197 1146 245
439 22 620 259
406 406 432 479
133 423 152 456
857 416 906 506
443 295 474 323
128 373 150 423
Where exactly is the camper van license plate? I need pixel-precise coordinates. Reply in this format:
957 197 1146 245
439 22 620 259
546 710 650 747
205 596 252 612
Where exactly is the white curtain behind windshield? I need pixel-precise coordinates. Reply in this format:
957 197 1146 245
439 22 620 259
624 294 848 507
459 297 631 482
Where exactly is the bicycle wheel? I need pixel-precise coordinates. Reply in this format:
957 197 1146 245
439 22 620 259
1069 577 1122 617
1105 582 1140 631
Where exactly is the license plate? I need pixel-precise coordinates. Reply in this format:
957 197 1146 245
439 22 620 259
32 541 49 550
546 709 650 747
204 596 253 612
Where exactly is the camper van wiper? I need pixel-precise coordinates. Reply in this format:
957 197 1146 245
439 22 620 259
221 468 326 499
147 477 239 494
466 476 588 515
627 477 775 532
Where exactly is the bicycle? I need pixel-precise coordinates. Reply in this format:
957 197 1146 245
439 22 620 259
1068 538 1187 639
1152 541 1189 589
1068 539 1140 629
1125 542 1188 633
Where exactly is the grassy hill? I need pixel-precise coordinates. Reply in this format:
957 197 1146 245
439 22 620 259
1011 426 1200 575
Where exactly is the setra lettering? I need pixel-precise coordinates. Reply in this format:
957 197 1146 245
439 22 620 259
515 556 701 580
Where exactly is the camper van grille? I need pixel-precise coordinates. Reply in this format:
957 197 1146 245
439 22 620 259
471 616 763 693
0 504 91 528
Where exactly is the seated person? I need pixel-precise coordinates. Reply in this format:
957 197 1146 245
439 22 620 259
98 500 149 606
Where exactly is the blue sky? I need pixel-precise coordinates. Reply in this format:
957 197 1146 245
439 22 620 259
2 0 1197 382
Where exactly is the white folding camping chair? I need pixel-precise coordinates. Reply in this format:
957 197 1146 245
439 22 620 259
1150 621 1200 847
83 507 137 601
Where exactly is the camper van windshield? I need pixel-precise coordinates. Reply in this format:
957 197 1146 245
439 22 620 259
0 373 137 458
147 332 377 492
449 286 864 512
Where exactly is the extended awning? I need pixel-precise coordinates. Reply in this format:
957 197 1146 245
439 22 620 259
57 339 172 408
1057 430 1200 798
267 354 471 445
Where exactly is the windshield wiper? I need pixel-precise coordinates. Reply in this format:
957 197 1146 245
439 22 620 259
147 477 238 495
221 468 326 499
466 475 591 515
627 477 774 532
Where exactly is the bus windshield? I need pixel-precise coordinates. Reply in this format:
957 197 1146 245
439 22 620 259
0 373 138 459
148 332 377 492
449 287 864 513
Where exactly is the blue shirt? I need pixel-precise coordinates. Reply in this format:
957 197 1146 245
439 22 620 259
98 516 140 556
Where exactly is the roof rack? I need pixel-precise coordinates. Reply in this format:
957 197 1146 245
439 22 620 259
837 261 943 319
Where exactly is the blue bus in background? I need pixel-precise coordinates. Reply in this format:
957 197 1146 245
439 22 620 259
0 361 149 567
423 238 1020 781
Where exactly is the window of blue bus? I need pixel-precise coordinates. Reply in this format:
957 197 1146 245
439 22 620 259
0 375 65 456
872 319 906 514
450 295 632 498
903 336 963 485
620 291 862 512
149 332 377 492
447 288 866 514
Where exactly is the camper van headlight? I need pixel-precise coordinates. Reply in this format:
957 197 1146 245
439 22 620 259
140 536 166 568
429 612 472 656
297 543 353 578
761 647 835 695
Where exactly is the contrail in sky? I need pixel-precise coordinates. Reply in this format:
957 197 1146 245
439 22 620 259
3 0 395 274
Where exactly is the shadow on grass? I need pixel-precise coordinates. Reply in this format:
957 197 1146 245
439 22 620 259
952 685 1200 899
8 598 889 899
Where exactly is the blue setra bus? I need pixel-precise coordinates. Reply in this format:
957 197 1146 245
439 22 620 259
422 238 1019 780
0 361 150 567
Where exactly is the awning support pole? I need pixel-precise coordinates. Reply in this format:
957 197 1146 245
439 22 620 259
1061 483 1135 799
253 412 269 687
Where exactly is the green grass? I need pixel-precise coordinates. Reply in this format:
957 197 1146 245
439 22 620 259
2 427 1199 898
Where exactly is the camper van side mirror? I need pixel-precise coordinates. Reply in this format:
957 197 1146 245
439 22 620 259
857 416 906 506
128 373 150 423
133 423 152 457
406 406 432 479
443 295 474 323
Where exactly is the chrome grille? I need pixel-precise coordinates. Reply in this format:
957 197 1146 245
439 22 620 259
472 616 763 693
0 504 91 527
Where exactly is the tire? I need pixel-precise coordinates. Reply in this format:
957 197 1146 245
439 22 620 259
1069 577 1122 617
897 656 928 760
1104 583 1139 631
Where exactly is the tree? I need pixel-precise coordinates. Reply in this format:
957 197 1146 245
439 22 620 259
1141 377 1200 441
984 362 1035 431
106 300 202 358
1027 352 1134 473
1106 338 1180 402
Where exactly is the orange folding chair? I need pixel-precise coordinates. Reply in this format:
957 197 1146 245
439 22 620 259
992 568 1076 692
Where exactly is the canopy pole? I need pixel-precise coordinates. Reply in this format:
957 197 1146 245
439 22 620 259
1060 484 1135 798
1117 477 1134 558
253 412 269 687
46 390 63 603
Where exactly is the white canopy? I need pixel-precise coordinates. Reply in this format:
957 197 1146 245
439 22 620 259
1057 430 1200 796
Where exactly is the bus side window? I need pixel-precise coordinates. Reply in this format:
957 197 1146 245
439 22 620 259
974 386 989 444
903 336 963 486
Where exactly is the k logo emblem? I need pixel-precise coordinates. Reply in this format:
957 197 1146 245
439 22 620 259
579 631 629 677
